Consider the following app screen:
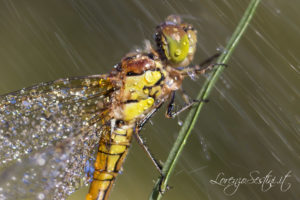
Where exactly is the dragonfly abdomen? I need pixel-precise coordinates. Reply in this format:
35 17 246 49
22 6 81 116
86 125 134 200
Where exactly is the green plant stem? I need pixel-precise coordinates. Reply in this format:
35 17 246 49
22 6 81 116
149 0 260 199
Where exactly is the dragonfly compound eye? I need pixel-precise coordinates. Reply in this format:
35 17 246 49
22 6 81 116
163 27 189 63
155 16 197 67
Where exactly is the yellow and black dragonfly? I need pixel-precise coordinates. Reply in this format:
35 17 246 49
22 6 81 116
0 15 219 200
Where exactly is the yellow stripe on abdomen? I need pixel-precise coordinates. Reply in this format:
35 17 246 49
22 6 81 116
86 127 133 200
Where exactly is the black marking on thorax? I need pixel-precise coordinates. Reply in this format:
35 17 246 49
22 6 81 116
124 99 138 103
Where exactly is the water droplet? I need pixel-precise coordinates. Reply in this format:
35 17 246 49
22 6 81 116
145 71 154 83
37 157 46 166
147 99 153 105
9 98 16 104
187 71 198 81
38 193 45 200
175 49 181 57
178 120 183 126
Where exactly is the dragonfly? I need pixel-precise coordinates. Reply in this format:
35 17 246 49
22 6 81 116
0 15 220 200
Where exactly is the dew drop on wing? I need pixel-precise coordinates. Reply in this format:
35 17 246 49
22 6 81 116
0 114 102 199
0 75 110 199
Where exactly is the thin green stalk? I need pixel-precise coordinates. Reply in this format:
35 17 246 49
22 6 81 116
149 0 260 199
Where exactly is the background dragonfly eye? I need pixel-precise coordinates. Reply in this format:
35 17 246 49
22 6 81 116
155 15 197 66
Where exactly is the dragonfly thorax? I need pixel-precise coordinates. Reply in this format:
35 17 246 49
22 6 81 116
107 47 184 124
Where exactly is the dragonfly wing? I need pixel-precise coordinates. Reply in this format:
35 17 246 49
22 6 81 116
0 74 110 166
0 124 108 200
0 74 113 199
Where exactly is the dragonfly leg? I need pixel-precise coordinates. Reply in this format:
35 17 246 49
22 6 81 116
198 52 222 68
165 90 197 118
166 98 209 119
166 90 195 118
165 91 176 118
134 126 163 174
137 101 164 131
179 87 192 105
135 127 172 194
180 52 227 75
166 100 194 119
134 101 165 174
165 53 226 118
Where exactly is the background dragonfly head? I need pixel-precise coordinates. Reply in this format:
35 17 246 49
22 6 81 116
155 15 197 67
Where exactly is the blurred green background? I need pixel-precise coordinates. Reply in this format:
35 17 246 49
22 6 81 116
0 0 299 200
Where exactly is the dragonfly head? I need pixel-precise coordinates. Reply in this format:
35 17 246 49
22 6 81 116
155 15 197 67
